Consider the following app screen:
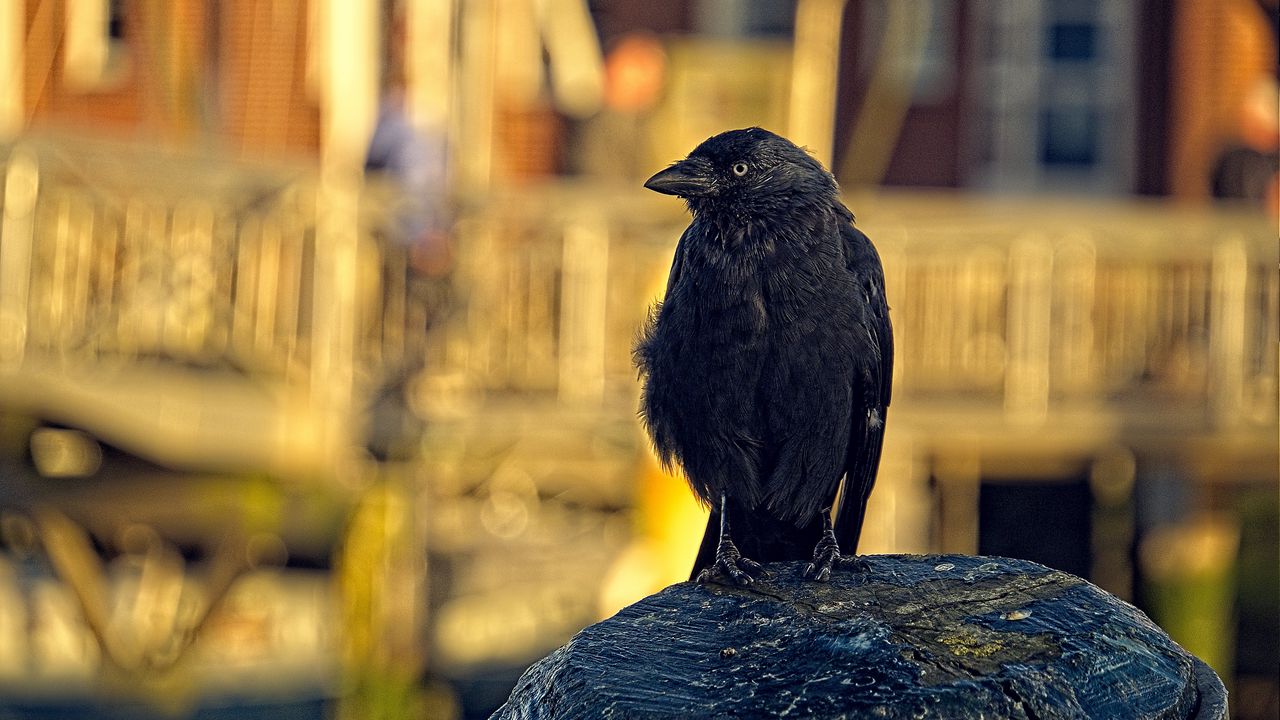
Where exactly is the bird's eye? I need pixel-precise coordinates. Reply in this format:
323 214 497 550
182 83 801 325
732 162 749 177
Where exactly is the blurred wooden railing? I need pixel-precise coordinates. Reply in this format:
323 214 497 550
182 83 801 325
871 197 1278 432
0 138 1274 472
441 187 1278 439
0 137 425 476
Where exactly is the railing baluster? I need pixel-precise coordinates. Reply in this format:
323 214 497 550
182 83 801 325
0 147 37 365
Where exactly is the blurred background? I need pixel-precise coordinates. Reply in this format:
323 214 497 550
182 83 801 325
0 0 1275 718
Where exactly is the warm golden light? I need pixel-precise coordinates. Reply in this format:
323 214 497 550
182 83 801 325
0 2 1275 718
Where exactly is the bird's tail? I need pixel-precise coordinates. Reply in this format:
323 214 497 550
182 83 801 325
690 509 721 581
833 408 888 554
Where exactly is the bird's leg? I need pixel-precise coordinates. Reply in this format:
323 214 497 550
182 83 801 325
696 495 765 585
803 508 870 581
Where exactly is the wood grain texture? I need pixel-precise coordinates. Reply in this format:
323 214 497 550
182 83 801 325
492 554 1227 719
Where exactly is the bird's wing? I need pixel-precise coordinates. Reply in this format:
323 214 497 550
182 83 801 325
834 221 893 554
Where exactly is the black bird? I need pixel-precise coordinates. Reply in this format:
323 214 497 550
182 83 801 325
635 127 893 583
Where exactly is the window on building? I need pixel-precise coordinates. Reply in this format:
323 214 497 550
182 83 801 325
1041 106 1099 166
1048 23 1097 61
969 1 1135 192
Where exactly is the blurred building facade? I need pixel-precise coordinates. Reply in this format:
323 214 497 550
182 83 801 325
13 0 321 153
0 1 1276 719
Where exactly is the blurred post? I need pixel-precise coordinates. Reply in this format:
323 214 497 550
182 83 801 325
858 428 930 555
558 214 609 405
788 0 847 168
0 0 20 139
338 478 428 720
0 148 36 365
317 0 380 174
64 0 109 88
313 0 379 458
312 178 360 462
540 0 605 119
1004 236 1053 425
406 0 456 137
457 0 498 192
1090 448 1138 600
1209 239 1248 427
934 449 981 555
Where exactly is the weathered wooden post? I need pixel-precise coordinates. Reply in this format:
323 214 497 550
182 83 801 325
492 555 1227 719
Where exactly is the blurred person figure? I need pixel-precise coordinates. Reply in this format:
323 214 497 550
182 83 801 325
366 91 453 278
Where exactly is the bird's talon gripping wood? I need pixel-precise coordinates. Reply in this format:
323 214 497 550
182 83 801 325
803 508 869 580
697 552 762 586
696 497 766 585
636 128 893 583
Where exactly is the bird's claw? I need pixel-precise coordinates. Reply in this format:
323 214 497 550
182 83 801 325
697 549 765 585
802 560 828 582
803 545 870 582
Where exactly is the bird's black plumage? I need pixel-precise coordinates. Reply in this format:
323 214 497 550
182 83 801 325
635 127 893 583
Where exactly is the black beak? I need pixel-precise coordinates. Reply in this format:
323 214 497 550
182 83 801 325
644 160 714 198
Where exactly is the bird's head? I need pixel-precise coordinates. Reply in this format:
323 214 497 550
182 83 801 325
643 127 839 216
